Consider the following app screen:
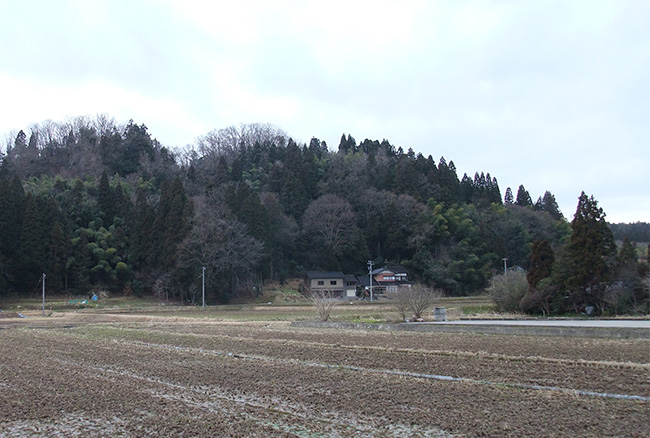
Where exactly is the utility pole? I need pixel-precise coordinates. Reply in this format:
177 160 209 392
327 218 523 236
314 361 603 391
502 258 508 275
42 273 46 316
202 266 206 308
367 260 374 302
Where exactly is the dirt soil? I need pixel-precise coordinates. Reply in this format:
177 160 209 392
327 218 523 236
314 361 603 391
0 315 648 437
0 311 25 319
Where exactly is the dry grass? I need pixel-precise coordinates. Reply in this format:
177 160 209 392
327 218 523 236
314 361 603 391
461 310 531 319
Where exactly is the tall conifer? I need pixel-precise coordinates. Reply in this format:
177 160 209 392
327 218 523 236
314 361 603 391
17 194 49 289
97 172 114 224
504 187 514 205
565 192 616 312
515 185 532 207
527 240 554 288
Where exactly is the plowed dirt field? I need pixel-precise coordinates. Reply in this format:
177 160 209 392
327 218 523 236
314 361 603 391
0 315 648 437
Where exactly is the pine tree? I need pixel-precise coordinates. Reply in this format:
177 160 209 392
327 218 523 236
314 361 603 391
238 190 270 244
112 181 131 220
527 240 554 288
150 177 192 270
97 171 114 224
541 191 563 220
308 137 328 159
619 237 637 264
565 192 616 313
393 157 419 197
130 188 155 268
99 129 123 174
230 156 243 182
0 250 8 295
14 130 27 151
0 178 18 292
280 172 309 219
49 221 68 291
459 173 474 202
299 146 319 200
515 185 532 207
504 187 514 205
337 134 356 154
486 174 502 204
150 180 173 266
69 233 91 291
279 141 310 219
0 177 24 263
17 194 49 290
435 157 459 203
121 120 154 175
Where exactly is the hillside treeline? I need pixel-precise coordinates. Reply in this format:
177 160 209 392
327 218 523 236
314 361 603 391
609 222 650 243
1 116 648 313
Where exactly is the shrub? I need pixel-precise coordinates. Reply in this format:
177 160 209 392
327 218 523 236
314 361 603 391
640 276 650 314
388 285 442 321
615 275 650 315
310 289 338 321
487 270 528 313
520 278 557 316
390 289 410 321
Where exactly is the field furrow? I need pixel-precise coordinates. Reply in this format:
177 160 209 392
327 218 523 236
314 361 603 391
1 318 648 437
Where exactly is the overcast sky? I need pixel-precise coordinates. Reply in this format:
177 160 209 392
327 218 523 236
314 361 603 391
0 0 648 223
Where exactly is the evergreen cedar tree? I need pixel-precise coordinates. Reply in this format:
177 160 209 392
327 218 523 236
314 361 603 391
515 184 533 207
561 192 618 313
527 240 554 288
0 119 647 312
504 187 514 205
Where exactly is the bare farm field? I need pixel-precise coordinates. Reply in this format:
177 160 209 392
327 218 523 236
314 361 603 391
0 312 648 437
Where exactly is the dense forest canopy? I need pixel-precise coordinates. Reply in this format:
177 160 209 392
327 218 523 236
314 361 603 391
1 116 648 314
608 222 650 243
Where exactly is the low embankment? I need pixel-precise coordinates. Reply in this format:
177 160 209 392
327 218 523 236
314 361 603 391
291 319 650 339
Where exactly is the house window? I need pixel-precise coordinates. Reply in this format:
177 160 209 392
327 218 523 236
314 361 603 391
317 280 324 286
330 280 337 285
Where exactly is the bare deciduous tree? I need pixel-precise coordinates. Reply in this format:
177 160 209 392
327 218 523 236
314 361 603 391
310 289 338 321
196 123 287 164
153 273 174 301
302 194 358 258
390 289 410 321
388 284 442 321
178 194 265 301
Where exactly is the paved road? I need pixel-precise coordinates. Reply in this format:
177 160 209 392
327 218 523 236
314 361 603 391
433 319 650 329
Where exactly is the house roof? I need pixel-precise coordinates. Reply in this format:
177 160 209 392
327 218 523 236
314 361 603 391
387 266 408 274
371 268 388 275
371 266 408 276
344 274 358 283
357 276 380 287
305 271 345 279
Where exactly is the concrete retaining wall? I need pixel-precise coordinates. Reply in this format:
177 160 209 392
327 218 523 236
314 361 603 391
290 321 649 339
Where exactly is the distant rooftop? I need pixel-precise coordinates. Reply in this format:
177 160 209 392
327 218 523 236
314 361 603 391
305 271 345 279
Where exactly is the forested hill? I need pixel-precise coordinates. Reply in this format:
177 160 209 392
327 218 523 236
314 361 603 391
0 117 645 310
609 222 650 243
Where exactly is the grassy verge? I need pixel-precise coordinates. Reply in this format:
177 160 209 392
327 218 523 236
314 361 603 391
1 293 500 323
